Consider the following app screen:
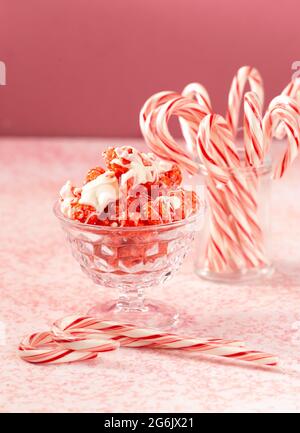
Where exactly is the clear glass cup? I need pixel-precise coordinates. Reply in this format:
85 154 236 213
54 201 198 329
194 155 274 282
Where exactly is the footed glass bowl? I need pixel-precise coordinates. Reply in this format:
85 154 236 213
54 201 197 329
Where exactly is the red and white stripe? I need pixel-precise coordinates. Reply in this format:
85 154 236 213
281 77 300 101
197 114 268 270
242 90 270 263
227 66 264 137
18 331 119 364
180 82 213 154
52 315 244 347
139 67 300 276
244 91 264 167
140 93 209 174
263 95 300 178
204 180 247 273
19 315 277 367
139 91 178 139
275 77 300 139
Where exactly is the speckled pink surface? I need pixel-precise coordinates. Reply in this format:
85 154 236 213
1 138 300 413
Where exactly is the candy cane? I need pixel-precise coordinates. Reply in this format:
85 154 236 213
263 95 300 179
227 66 264 137
268 94 300 144
141 94 255 272
141 92 264 271
198 114 268 269
140 91 178 139
18 331 119 364
140 89 243 272
275 77 300 139
243 91 265 210
19 315 277 367
281 77 300 101
243 91 267 255
52 315 244 347
140 93 209 174
244 91 264 167
205 179 252 273
180 82 213 154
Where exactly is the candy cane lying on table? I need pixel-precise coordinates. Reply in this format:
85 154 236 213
52 315 245 347
19 315 277 367
18 331 119 364
263 95 300 179
227 66 264 138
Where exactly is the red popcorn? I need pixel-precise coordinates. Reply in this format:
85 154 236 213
159 164 182 188
85 166 105 184
59 146 199 228
103 147 130 178
70 203 99 225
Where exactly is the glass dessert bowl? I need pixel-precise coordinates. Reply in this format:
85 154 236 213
54 145 202 328
54 201 197 329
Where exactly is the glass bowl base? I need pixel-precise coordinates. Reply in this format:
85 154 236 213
195 263 274 283
88 299 180 330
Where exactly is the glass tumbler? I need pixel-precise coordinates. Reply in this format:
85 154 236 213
194 156 273 282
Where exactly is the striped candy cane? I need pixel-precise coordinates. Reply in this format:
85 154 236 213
140 91 250 272
18 331 119 364
227 66 264 138
180 82 213 154
52 315 245 347
140 93 209 174
198 114 268 270
275 77 300 139
242 91 271 266
19 315 277 367
244 91 264 167
140 91 178 139
263 95 300 179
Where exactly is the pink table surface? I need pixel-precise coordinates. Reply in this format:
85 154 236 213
1 138 300 413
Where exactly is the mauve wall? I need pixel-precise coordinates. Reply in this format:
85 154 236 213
0 0 299 137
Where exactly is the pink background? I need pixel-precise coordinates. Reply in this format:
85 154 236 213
1 0 300 137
